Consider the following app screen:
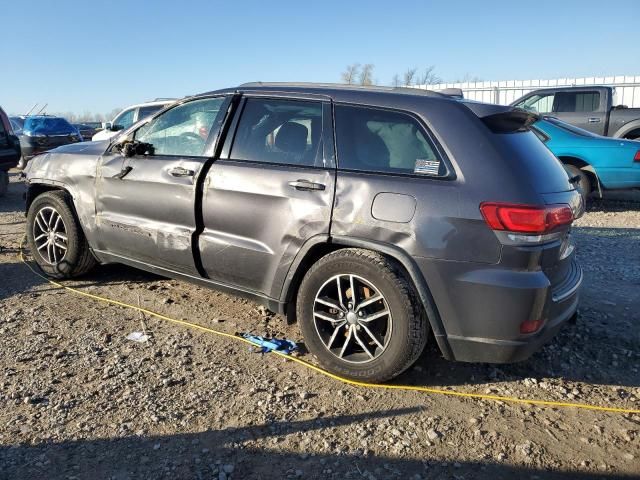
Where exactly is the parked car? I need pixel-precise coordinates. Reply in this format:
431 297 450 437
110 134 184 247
73 123 100 141
23 83 584 382
16 116 82 169
92 99 175 141
531 116 640 202
0 106 22 196
512 86 640 139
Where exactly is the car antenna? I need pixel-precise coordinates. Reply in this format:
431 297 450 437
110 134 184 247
25 103 39 116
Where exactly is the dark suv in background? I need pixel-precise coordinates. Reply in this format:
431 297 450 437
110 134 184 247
23 83 584 381
15 115 82 169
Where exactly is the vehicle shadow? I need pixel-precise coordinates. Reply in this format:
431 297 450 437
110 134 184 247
0 408 627 480
0 259 164 303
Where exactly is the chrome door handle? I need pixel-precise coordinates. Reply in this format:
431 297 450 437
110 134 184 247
288 179 326 191
588 117 601 123
169 166 195 177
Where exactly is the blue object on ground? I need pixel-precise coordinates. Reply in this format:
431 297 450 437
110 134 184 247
242 333 297 355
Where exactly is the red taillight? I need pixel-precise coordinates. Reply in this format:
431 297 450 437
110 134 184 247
480 202 573 234
520 318 545 334
634 150 640 163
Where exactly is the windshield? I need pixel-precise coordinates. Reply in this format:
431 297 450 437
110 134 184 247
543 117 600 138
23 117 76 135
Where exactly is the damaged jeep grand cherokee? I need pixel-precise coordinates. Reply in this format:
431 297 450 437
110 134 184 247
24 83 584 382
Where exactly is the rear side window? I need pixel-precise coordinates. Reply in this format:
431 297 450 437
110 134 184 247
553 92 600 112
335 105 444 176
230 98 324 167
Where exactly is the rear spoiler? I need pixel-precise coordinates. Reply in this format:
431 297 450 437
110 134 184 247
462 102 539 133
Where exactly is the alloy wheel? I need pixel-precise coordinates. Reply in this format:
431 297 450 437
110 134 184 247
313 274 392 364
32 206 68 264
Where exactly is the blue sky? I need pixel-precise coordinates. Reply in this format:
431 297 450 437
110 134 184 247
1 0 639 116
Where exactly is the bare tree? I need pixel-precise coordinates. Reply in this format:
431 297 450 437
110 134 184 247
391 74 401 87
418 66 442 86
341 64 361 84
359 64 375 86
403 68 417 87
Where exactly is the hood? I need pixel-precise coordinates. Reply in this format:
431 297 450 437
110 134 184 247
49 140 109 155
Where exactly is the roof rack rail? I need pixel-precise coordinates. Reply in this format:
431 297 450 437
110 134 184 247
237 82 445 97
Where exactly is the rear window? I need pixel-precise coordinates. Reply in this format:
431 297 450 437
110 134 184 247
23 117 75 135
499 131 572 194
335 105 445 176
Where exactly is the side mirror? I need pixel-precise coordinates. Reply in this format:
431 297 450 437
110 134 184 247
111 124 125 132
102 121 112 130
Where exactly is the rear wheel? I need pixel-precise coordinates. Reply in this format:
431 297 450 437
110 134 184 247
296 248 428 382
563 164 591 203
26 191 97 278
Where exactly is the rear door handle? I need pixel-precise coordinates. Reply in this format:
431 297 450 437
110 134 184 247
588 117 601 123
169 166 195 177
288 179 326 191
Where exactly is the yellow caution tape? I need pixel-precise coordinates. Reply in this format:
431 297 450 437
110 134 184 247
18 244 640 415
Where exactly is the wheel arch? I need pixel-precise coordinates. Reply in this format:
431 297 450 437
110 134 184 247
557 156 602 197
26 182 93 242
612 120 640 139
281 235 454 360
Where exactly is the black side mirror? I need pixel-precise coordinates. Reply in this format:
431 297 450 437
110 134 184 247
111 124 125 132
115 140 154 158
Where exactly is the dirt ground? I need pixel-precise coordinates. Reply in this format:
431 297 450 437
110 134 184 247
1 171 639 480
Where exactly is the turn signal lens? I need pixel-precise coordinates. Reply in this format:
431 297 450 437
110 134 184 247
634 150 640 163
480 203 573 234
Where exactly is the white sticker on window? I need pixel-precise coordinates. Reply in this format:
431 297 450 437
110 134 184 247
414 158 440 175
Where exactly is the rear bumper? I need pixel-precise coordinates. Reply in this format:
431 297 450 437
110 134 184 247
415 256 582 363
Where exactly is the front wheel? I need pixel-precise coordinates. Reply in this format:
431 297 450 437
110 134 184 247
26 190 97 278
296 248 428 382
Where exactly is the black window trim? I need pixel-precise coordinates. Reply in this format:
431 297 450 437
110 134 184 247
332 101 455 181
222 95 335 171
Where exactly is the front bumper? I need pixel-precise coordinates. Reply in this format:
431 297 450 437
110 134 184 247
415 256 582 363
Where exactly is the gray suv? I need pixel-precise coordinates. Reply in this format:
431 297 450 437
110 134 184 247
24 83 584 382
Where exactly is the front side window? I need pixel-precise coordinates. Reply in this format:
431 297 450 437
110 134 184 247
516 93 554 113
113 108 136 130
554 92 600 113
230 98 323 167
335 105 443 176
135 97 225 157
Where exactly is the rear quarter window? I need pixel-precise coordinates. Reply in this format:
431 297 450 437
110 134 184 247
334 105 446 177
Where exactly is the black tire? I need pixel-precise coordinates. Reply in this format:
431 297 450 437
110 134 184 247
0 170 8 197
26 190 97 278
296 248 428 382
563 164 591 204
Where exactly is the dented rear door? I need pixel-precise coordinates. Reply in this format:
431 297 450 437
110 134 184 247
199 96 335 298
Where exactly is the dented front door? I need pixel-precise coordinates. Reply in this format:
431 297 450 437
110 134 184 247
95 150 205 274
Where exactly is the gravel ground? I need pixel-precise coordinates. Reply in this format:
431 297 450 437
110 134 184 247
1 171 639 480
